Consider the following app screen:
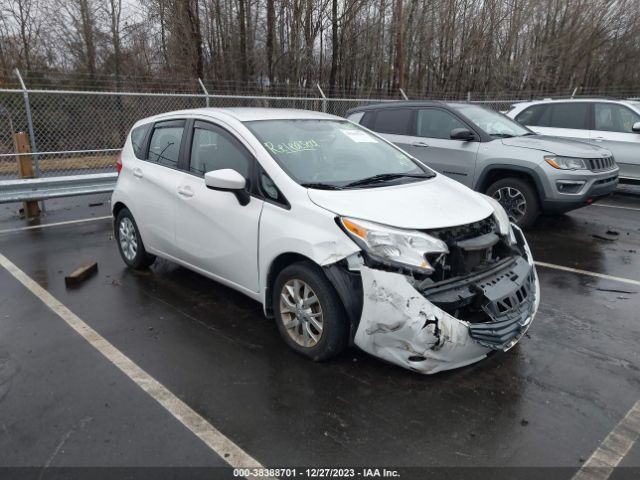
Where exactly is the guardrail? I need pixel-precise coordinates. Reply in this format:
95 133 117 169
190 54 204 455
0 173 117 204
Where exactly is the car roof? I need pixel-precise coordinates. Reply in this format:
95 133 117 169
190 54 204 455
511 98 639 108
136 107 341 125
347 100 448 113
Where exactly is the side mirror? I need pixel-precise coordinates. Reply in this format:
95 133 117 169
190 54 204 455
204 169 250 206
450 128 476 141
632 122 640 133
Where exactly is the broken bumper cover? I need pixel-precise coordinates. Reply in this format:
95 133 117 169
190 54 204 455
353 226 539 374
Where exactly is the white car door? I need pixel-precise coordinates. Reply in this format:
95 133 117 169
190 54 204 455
174 120 264 293
590 103 640 180
133 119 186 257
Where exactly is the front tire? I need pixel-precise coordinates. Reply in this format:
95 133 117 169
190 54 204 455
115 208 156 269
273 262 350 361
486 177 540 229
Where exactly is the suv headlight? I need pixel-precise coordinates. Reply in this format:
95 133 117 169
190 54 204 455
339 217 448 274
545 155 587 170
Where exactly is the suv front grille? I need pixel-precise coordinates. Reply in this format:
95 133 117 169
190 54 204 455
585 156 615 172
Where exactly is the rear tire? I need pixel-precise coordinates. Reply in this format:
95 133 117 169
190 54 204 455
486 177 540 229
273 261 349 361
115 208 156 269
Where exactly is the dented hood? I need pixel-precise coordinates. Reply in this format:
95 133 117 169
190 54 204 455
501 135 610 157
307 176 494 229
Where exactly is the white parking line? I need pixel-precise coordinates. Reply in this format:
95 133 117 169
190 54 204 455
0 216 111 234
572 400 640 480
0 252 266 472
592 203 640 212
535 261 640 287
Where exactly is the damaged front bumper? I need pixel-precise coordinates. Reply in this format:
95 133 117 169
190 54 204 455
352 226 540 374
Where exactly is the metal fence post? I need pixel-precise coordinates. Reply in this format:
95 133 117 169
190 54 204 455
399 88 409 100
198 78 210 107
317 84 327 113
15 69 40 177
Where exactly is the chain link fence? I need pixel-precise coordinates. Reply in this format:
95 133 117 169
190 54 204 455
0 86 404 181
0 72 634 183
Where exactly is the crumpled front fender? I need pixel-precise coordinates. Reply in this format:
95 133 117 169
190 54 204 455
354 267 493 374
353 224 539 375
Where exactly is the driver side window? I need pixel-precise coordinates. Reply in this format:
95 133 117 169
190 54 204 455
416 109 466 139
189 122 252 179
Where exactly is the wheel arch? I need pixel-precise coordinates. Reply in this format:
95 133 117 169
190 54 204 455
476 165 545 205
264 252 318 318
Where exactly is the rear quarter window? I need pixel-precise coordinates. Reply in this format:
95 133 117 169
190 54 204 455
130 124 151 159
515 105 547 126
346 111 364 123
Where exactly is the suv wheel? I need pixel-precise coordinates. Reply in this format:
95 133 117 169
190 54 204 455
115 208 156 269
486 177 539 229
273 262 349 361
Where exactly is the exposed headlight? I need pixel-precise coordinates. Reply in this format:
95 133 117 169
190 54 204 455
544 155 587 170
339 217 448 274
482 195 516 245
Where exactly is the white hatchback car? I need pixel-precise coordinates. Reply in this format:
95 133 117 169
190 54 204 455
112 108 540 374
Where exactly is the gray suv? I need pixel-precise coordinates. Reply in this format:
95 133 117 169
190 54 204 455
347 101 619 228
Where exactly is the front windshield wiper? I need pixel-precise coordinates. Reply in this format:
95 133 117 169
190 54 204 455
344 172 433 188
300 182 344 190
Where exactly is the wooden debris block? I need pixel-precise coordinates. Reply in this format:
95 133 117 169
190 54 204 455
65 261 98 287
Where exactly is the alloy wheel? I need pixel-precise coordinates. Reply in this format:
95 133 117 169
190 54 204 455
493 186 527 223
279 279 324 348
119 217 138 261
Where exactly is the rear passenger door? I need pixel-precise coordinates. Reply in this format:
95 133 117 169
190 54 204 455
404 108 479 187
173 120 264 293
515 102 591 142
134 119 186 257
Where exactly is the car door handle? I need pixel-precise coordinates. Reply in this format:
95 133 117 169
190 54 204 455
177 186 194 198
132 168 143 179
412 141 430 148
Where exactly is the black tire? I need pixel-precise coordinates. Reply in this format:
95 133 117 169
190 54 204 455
485 177 540 229
272 261 349 361
115 208 156 269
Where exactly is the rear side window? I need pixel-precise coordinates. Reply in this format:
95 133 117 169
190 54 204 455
520 103 589 129
595 103 640 133
548 103 589 129
371 109 413 135
416 109 467 139
148 123 185 168
130 124 151 159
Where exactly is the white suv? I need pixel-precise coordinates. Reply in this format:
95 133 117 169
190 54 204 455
507 99 640 181
112 108 539 374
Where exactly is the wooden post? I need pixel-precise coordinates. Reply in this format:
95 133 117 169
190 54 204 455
14 131 41 218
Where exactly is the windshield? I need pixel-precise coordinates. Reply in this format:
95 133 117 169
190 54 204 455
245 119 433 188
450 104 532 138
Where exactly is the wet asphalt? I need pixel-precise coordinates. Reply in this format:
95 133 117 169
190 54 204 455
0 191 638 479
